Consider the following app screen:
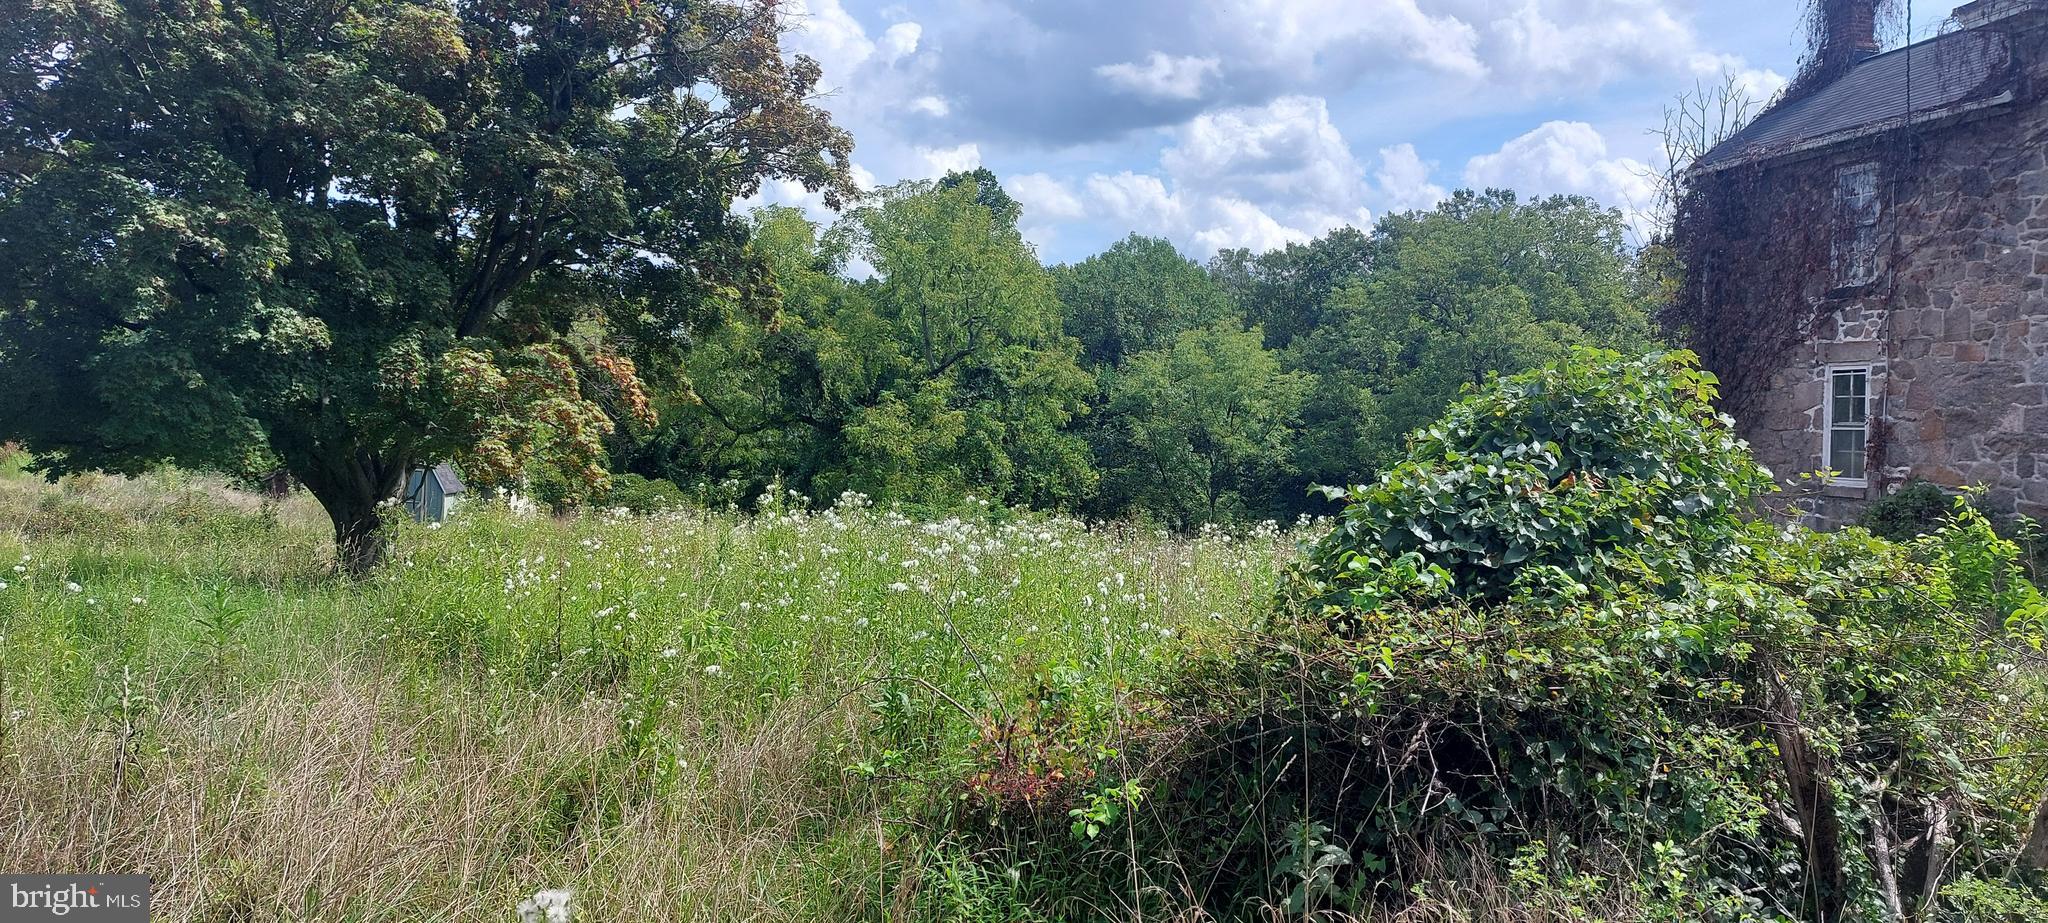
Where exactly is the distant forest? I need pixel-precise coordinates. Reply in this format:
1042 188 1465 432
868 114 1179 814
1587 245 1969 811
606 171 1660 526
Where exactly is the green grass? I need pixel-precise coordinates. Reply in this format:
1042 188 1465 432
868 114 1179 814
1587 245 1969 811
0 465 1296 921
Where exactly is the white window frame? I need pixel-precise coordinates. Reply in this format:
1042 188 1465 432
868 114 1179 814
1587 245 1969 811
1823 364 1872 486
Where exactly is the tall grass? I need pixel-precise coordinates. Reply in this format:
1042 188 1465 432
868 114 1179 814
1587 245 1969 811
0 465 1294 921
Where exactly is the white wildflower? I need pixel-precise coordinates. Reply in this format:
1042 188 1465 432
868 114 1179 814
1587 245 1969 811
703 664 723 676
660 647 679 659
64 581 81 593
516 888 574 923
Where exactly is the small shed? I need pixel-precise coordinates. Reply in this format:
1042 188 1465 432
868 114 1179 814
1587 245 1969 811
403 463 467 523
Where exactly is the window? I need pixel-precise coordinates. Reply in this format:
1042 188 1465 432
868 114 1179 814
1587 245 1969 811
1825 366 1871 483
1834 162 1880 287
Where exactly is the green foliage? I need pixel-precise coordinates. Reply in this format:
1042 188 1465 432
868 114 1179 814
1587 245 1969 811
1208 226 1376 349
959 351 2048 921
0 0 852 569
1859 479 1963 541
603 474 684 514
1301 350 1768 606
1054 234 1235 367
649 179 1096 510
1092 321 1313 526
1284 190 1658 482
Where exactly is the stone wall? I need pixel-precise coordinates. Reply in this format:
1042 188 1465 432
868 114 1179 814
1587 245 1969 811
1700 17 2048 527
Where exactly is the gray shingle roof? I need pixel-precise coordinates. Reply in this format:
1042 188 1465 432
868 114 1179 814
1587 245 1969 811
1697 28 2014 170
430 463 466 496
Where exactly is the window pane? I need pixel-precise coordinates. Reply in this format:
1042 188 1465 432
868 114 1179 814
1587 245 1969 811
1830 427 1867 479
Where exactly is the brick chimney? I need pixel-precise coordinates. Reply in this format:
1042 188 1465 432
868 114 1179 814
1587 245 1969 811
1828 0 1883 58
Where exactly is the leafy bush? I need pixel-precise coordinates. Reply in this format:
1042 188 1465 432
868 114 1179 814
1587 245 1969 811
1298 350 1771 608
1858 478 1958 542
964 351 2048 920
604 473 685 514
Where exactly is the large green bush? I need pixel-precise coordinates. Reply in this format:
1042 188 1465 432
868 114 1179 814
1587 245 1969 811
953 351 2048 921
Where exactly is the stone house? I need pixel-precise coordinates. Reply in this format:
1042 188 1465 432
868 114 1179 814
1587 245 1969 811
1681 0 2048 525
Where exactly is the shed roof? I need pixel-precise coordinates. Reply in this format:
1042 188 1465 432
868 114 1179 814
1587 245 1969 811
1696 27 2014 171
430 463 466 496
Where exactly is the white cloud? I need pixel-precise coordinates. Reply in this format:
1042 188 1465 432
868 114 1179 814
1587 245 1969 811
1009 172 1087 221
783 0 879 91
1463 120 1657 235
880 22 923 62
1228 0 1487 79
1095 53 1223 101
1079 96 1380 254
916 143 983 176
1373 144 1449 215
1684 52 1790 103
909 95 951 117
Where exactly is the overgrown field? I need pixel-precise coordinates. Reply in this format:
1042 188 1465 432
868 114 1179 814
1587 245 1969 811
7 354 2048 923
0 460 1292 921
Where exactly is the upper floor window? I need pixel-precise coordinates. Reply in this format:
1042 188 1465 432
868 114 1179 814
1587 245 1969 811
1825 365 1870 484
1834 162 1880 287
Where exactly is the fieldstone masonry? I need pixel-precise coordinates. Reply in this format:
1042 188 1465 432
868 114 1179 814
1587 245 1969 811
1701 4 2048 526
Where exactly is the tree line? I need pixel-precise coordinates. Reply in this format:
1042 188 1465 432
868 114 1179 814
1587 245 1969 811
613 172 1659 526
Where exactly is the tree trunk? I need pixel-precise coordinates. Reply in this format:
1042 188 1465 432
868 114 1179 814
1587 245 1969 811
1762 661 1847 923
292 449 409 579
329 493 387 577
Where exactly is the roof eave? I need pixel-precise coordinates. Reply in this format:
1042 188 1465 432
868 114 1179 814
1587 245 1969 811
1689 89 2017 178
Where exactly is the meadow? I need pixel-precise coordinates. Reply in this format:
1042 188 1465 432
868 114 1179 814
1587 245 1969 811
0 458 1297 921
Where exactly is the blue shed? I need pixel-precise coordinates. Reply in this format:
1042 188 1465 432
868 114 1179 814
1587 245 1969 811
402 463 467 523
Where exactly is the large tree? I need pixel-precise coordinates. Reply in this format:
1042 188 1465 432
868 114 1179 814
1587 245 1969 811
1287 190 1656 478
651 177 1095 509
1093 320 1312 527
1053 234 1233 368
0 0 853 571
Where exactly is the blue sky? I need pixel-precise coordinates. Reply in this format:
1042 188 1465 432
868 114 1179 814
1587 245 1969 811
749 0 1959 264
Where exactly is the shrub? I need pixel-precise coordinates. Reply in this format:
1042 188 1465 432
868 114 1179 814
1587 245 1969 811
1858 479 1957 542
604 473 685 514
965 351 2048 920
1297 350 1772 610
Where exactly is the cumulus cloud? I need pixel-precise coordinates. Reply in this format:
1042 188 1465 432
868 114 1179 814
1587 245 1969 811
1684 52 1790 103
880 22 923 62
1463 121 1657 235
1009 172 1087 221
760 0 1791 262
1096 53 1224 101
1078 96 1377 254
916 143 983 175
1373 144 1450 215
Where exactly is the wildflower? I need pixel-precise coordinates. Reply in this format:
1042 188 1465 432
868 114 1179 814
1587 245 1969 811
0 581 7 591
703 664 723 676
516 888 574 923
887 581 911 593
64 581 81 593
660 647 679 659
131 596 144 605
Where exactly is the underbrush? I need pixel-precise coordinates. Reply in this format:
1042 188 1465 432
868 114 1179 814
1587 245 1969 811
935 352 2048 921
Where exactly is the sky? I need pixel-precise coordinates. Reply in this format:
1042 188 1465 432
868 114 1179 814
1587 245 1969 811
746 0 1961 265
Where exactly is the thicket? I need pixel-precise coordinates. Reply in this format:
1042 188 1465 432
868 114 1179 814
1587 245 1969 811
929 351 2048 921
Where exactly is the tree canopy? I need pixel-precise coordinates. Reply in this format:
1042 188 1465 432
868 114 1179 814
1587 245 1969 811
0 0 852 570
